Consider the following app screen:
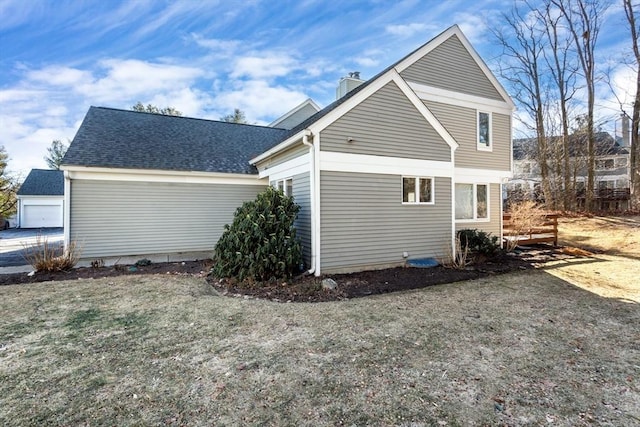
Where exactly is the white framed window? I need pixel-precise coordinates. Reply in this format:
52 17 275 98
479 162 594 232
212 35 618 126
477 111 492 151
455 183 489 221
402 176 434 204
273 178 293 196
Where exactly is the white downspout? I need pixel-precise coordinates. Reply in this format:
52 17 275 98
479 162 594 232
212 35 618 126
302 129 316 275
63 170 71 251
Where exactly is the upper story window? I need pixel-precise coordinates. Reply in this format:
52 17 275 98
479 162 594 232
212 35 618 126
402 176 434 204
477 111 492 152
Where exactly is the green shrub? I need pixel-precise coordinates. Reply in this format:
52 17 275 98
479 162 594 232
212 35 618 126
457 229 501 258
212 187 302 282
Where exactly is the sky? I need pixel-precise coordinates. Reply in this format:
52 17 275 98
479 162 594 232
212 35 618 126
0 0 635 178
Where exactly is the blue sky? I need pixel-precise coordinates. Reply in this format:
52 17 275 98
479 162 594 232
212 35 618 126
0 0 634 177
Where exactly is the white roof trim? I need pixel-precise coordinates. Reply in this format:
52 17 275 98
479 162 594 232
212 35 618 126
395 25 515 110
62 165 266 185
268 98 321 128
250 134 304 165
408 82 514 115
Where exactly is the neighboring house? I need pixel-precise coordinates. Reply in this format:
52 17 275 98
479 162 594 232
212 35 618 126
61 25 514 274
509 126 631 210
16 169 64 228
269 98 321 129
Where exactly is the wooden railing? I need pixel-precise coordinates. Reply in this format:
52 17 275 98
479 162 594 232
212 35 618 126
576 188 631 200
503 213 558 246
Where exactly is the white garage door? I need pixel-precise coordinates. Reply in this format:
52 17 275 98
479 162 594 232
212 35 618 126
23 204 63 228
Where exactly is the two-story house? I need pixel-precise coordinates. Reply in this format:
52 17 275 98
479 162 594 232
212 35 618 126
61 25 515 274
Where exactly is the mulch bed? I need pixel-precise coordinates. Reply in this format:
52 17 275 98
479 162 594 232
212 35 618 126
0 246 575 302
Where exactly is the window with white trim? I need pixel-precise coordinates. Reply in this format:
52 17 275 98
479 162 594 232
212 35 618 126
402 177 434 204
455 183 489 221
274 178 293 196
477 111 492 151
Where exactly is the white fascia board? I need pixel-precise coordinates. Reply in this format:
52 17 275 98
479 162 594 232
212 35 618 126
63 166 266 186
249 135 303 164
258 153 311 180
394 25 515 110
320 151 453 178
455 167 512 183
408 82 514 116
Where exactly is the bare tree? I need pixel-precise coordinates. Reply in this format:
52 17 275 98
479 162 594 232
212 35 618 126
540 1 581 209
623 0 640 208
0 146 18 218
493 2 556 208
552 0 609 211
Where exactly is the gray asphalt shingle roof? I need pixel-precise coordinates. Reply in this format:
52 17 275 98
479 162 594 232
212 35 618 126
62 107 290 175
17 169 64 196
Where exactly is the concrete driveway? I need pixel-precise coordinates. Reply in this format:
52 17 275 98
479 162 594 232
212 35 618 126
0 228 64 268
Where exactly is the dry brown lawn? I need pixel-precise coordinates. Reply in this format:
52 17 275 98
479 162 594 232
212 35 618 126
551 215 640 303
0 217 638 426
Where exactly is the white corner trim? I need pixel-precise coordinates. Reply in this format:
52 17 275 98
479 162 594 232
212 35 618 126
455 167 512 183
63 170 71 251
258 153 311 180
63 166 267 186
320 151 453 178
408 82 514 115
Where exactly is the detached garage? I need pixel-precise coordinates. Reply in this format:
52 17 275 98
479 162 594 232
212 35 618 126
17 169 64 228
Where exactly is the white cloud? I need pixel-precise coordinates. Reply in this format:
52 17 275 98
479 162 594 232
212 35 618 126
455 13 489 44
214 80 308 123
76 59 204 104
26 66 93 87
385 23 428 38
191 34 241 54
230 53 300 79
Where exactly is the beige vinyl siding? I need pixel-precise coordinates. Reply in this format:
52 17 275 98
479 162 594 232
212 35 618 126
401 34 505 101
320 81 451 162
455 183 502 237
292 172 312 267
425 100 511 170
255 142 307 172
320 171 452 273
70 179 264 258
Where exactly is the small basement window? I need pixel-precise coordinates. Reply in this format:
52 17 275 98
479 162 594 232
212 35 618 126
402 177 434 204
